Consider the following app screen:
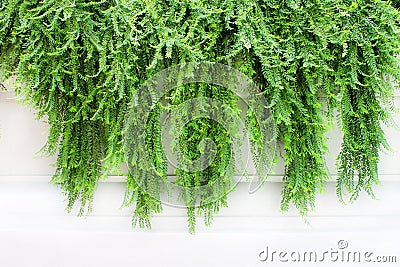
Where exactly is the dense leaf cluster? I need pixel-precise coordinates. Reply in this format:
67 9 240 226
1 0 399 232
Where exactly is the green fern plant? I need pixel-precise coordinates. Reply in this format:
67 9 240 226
333 0 399 202
0 0 399 232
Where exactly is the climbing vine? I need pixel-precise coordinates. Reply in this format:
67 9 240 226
0 0 399 232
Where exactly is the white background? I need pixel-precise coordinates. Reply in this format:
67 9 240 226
0 84 399 267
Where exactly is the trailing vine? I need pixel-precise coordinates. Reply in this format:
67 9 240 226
334 0 400 202
0 0 399 232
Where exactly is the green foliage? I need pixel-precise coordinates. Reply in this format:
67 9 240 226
333 0 399 202
0 0 399 232
239 0 338 214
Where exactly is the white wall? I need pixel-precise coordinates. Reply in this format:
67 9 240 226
0 87 399 267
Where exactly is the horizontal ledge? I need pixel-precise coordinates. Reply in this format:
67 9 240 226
0 174 398 183
0 215 399 233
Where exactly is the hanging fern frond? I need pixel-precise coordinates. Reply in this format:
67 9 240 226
334 0 399 202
